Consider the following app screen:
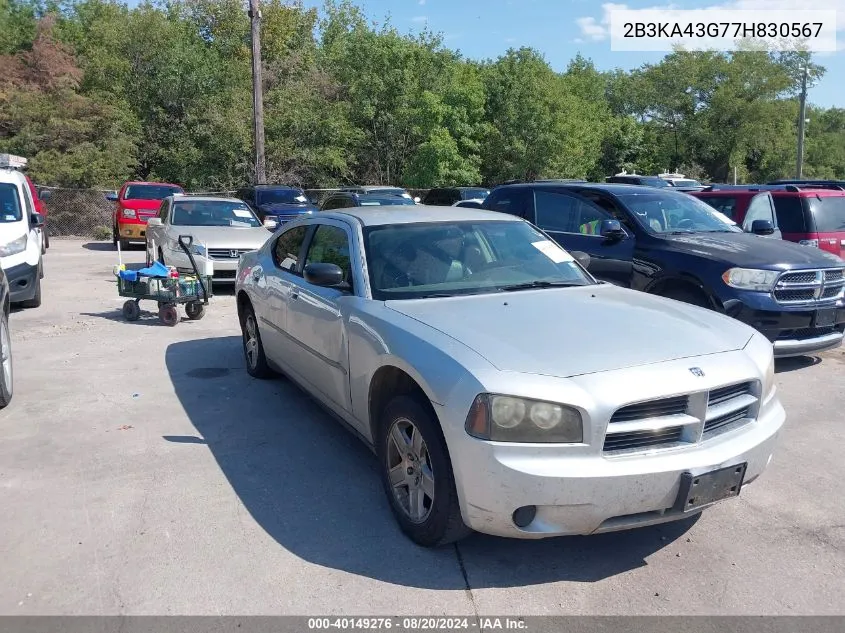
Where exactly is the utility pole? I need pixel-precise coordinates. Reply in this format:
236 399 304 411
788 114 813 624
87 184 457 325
796 66 808 180
248 0 266 185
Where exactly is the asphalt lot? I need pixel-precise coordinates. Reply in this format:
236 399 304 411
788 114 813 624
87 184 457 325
0 239 843 615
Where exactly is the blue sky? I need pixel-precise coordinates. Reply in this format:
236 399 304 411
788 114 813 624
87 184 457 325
299 0 845 108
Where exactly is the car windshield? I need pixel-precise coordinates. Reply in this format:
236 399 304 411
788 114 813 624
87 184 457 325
123 184 182 200
359 195 417 206
0 183 22 223
808 196 845 232
620 191 742 234
461 188 490 200
171 200 262 227
257 189 308 205
364 220 594 300
368 188 408 196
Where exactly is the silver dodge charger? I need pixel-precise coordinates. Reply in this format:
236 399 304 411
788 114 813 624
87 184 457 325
235 205 785 546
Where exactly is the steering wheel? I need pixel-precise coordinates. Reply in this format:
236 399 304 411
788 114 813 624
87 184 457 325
677 218 696 230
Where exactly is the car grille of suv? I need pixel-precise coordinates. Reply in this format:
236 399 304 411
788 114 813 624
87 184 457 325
604 381 759 454
773 268 845 305
208 249 252 260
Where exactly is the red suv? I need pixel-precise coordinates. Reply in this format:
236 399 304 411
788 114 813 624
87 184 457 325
112 181 184 249
693 185 845 257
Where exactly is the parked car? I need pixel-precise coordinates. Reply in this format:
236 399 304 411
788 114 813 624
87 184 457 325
23 175 48 250
606 172 671 187
0 265 11 408
768 179 845 189
113 181 184 250
0 154 45 308
452 199 485 209
422 187 490 206
236 185 318 230
320 191 417 211
145 196 271 285
340 185 419 203
659 173 706 192
235 204 783 546
690 186 782 239
482 182 845 357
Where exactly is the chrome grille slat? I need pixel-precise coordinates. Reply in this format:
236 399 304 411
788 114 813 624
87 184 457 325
609 396 688 423
707 382 752 407
208 248 252 260
704 407 751 435
603 427 684 452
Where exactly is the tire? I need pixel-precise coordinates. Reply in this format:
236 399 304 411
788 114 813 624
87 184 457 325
240 303 273 378
661 287 710 309
112 226 118 247
20 269 41 309
185 301 205 321
377 395 471 547
158 304 179 327
119 238 130 251
122 300 140 322
44 232 49 250
0 311 13 409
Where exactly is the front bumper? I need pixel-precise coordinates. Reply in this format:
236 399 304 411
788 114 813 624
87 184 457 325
118 221 146 243
722 294 845 358
5 261 38 303
171 253 238 283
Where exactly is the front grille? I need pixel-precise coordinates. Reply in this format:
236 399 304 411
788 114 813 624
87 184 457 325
609 396 688 423
704 407 750 434
822 286 843 299
707 382 752 407
781 271 817 284
603 427 684 452
208 248 252 260
779 326 836 340
825 270 844 282
213 270 237 279
774 288 816 302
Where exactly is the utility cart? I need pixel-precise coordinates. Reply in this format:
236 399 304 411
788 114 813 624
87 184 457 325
116 235 212 326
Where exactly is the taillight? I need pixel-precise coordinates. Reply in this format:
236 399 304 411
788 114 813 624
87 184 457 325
121 208 137 219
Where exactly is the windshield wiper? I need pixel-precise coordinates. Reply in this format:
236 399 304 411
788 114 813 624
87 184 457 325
498 281 584 292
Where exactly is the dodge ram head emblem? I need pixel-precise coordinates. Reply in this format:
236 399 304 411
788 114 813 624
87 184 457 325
689 367 705 377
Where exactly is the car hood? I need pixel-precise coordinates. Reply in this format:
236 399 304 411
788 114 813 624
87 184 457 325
259 202 317 214
121 199 166 211
167 225 271 249
386 284 754 378
664 232 844 268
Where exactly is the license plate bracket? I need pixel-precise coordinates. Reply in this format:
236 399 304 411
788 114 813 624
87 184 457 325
673 463 747 513
814 308 837 328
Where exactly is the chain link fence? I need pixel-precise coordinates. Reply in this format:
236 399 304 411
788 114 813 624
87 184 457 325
38 187 434 241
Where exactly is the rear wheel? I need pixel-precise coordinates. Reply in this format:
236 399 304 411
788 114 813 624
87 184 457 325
158 304 179 327
185 301 205 320
660 286 710 309
0 311 13 408
241 304 272 378
119 238 130 251
377 395 470 547
122 300 140 321
112 225 118 247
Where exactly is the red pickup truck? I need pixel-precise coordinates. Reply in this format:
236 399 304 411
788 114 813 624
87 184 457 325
112 181 184 249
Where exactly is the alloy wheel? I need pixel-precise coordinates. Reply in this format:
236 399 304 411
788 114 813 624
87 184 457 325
0 316 12 396
386 418 435 523
244 315 259 369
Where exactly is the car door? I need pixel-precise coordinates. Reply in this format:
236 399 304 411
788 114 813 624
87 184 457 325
531 189 635 286
257 224 311 363
283 220 355 413
741 192 782 239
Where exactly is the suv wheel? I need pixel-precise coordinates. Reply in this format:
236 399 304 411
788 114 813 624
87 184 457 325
0 310 12 408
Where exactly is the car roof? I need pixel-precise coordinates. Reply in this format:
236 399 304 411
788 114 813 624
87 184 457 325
0 169 26 185
170 195 244 204
494 182 667 195
122 181 182 187
253 184 302 190
699 184 845 196
319 205 519 227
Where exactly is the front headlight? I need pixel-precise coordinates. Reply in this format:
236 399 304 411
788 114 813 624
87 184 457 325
722 268 779 292
191 244 206 257
122 208 137 219
0 234 27 257
465 394 583 443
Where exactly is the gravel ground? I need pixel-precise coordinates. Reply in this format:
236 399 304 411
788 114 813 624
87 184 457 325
0 239 843 615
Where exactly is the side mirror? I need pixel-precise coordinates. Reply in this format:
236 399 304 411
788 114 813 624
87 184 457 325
147 217 162 227
303 262 345 287
750 219 775 236
105 191 118 202
571 251 591 269
600 219 625 240
30 212 45 228
38 190 52 201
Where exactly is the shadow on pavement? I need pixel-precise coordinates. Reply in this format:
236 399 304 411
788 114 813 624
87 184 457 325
81 309 197 327
82 242 117 251
775 356 822 374
165 335 696 589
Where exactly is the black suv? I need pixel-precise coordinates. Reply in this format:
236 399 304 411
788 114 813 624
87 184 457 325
422 187 490 206
320 191 417 210
482 182 845 357
236 185 318 229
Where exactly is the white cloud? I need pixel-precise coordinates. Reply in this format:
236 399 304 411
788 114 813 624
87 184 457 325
575 2 635 41
411 15 428 23
418 0 426 4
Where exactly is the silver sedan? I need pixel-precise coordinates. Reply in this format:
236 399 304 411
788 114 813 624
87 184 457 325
235 205 785 546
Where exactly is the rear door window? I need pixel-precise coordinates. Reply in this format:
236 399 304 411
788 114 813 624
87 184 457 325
771 197 808 233
696 195 739 220
808 196 845 232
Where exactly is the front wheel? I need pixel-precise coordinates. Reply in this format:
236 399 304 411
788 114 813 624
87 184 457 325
0 311 13 408
158 304 179 327
122 299 140 321
20 270 41 309
241 304 273 378
378 395 470 547
185 301 205 320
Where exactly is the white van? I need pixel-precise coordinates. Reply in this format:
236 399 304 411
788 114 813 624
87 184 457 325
0 155 45 308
